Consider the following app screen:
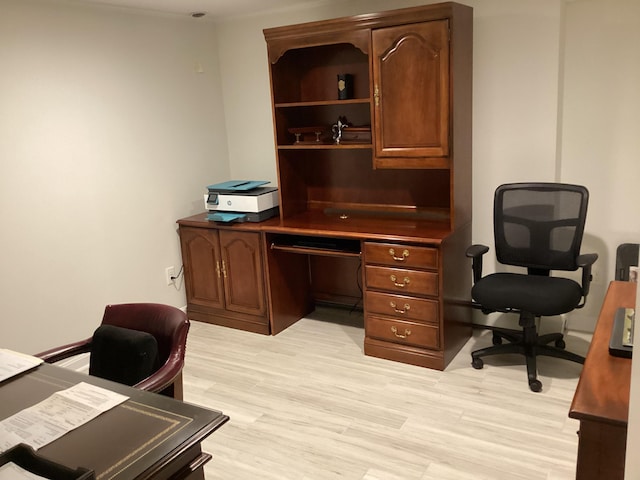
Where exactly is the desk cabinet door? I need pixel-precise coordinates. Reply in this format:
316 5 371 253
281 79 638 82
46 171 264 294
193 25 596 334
372 19 450 167
180 227 224 310
219 230 267 317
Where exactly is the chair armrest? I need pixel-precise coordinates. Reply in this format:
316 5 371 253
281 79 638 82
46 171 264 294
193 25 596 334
466 244 489 258
577 253 599 297
577 253 598 268
466 244 490 284
35 339 92 364
134 319 189 395
133 354 183 394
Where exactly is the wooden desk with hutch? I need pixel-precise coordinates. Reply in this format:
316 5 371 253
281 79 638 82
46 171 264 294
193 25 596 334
178 2 474 371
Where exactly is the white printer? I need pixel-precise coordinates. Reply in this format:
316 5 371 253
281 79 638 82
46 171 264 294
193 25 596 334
204 180 279 223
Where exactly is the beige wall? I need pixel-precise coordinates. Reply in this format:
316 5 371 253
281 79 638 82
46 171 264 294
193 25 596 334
0 0 229 352
560 0 640 331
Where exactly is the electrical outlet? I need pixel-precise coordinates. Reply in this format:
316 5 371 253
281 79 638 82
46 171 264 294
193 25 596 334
165 266 176 286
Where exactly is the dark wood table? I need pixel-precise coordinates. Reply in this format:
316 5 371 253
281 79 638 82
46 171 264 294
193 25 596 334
0 363 229 479
569 281 636 480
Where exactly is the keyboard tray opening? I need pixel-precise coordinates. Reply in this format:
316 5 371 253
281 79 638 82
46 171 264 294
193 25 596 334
270 235 361 258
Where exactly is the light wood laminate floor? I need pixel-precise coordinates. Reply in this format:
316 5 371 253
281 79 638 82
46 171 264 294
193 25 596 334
183 307 591 480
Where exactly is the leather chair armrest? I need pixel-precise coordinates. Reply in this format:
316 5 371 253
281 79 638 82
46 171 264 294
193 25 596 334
134 355 183 394
577 253 599 297
134 319 189 397
35 339 92 364
466 244 489 284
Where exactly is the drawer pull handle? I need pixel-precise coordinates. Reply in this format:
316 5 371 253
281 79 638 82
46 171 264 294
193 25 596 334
389 248 409 262
391 326 411 338
390 275 410 288
390 301 410 314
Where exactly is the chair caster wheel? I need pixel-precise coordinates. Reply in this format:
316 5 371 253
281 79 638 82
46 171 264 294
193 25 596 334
492 334 502 345
555 339 566 349
529 380 542 392
471 357 484 369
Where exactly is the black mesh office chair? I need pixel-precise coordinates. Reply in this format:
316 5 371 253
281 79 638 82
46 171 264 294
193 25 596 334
466 183 598 392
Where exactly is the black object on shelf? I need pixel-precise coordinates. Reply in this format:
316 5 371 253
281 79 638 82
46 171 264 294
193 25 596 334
337 74 353 100
0 444 95 479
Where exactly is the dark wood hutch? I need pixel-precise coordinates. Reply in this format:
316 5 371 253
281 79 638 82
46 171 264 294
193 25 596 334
178 2 473 370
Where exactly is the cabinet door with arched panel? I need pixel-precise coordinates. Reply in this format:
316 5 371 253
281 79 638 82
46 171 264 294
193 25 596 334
372 20 450 168
219 230 267 318
179 224 270 335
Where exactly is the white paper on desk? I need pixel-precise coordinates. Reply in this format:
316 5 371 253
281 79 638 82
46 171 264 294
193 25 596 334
0 349 43 383
0 382 128 452
0 462 48 480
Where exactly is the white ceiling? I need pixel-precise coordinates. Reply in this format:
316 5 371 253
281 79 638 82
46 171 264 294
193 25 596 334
69 0 329 19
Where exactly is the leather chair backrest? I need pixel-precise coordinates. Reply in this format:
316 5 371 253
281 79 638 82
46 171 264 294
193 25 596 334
89 324 160 385
100 303 189 368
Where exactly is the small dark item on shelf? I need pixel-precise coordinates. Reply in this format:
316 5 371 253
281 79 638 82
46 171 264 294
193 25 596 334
337 74 353 100
287 126 329 144
0 444 95 479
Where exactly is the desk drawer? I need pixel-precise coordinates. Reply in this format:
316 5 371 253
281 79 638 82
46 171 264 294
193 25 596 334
365 265 438 296
364 242 438 269
366 315 440 349
365 291 438 323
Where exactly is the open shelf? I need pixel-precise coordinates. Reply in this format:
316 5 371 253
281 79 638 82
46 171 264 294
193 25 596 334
270 43 369 104
275 99 370 108
278 144 372 150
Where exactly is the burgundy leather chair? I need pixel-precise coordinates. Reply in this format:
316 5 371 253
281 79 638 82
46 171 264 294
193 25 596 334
36 303 190 400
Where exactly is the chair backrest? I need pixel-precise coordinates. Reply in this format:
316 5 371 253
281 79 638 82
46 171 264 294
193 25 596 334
493 183 589 272
90 324 160 386
100 303 189 371
615 243 639 280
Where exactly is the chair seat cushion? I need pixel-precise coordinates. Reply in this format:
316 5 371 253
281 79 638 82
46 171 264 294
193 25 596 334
89 325 160 386
472 273 583 316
